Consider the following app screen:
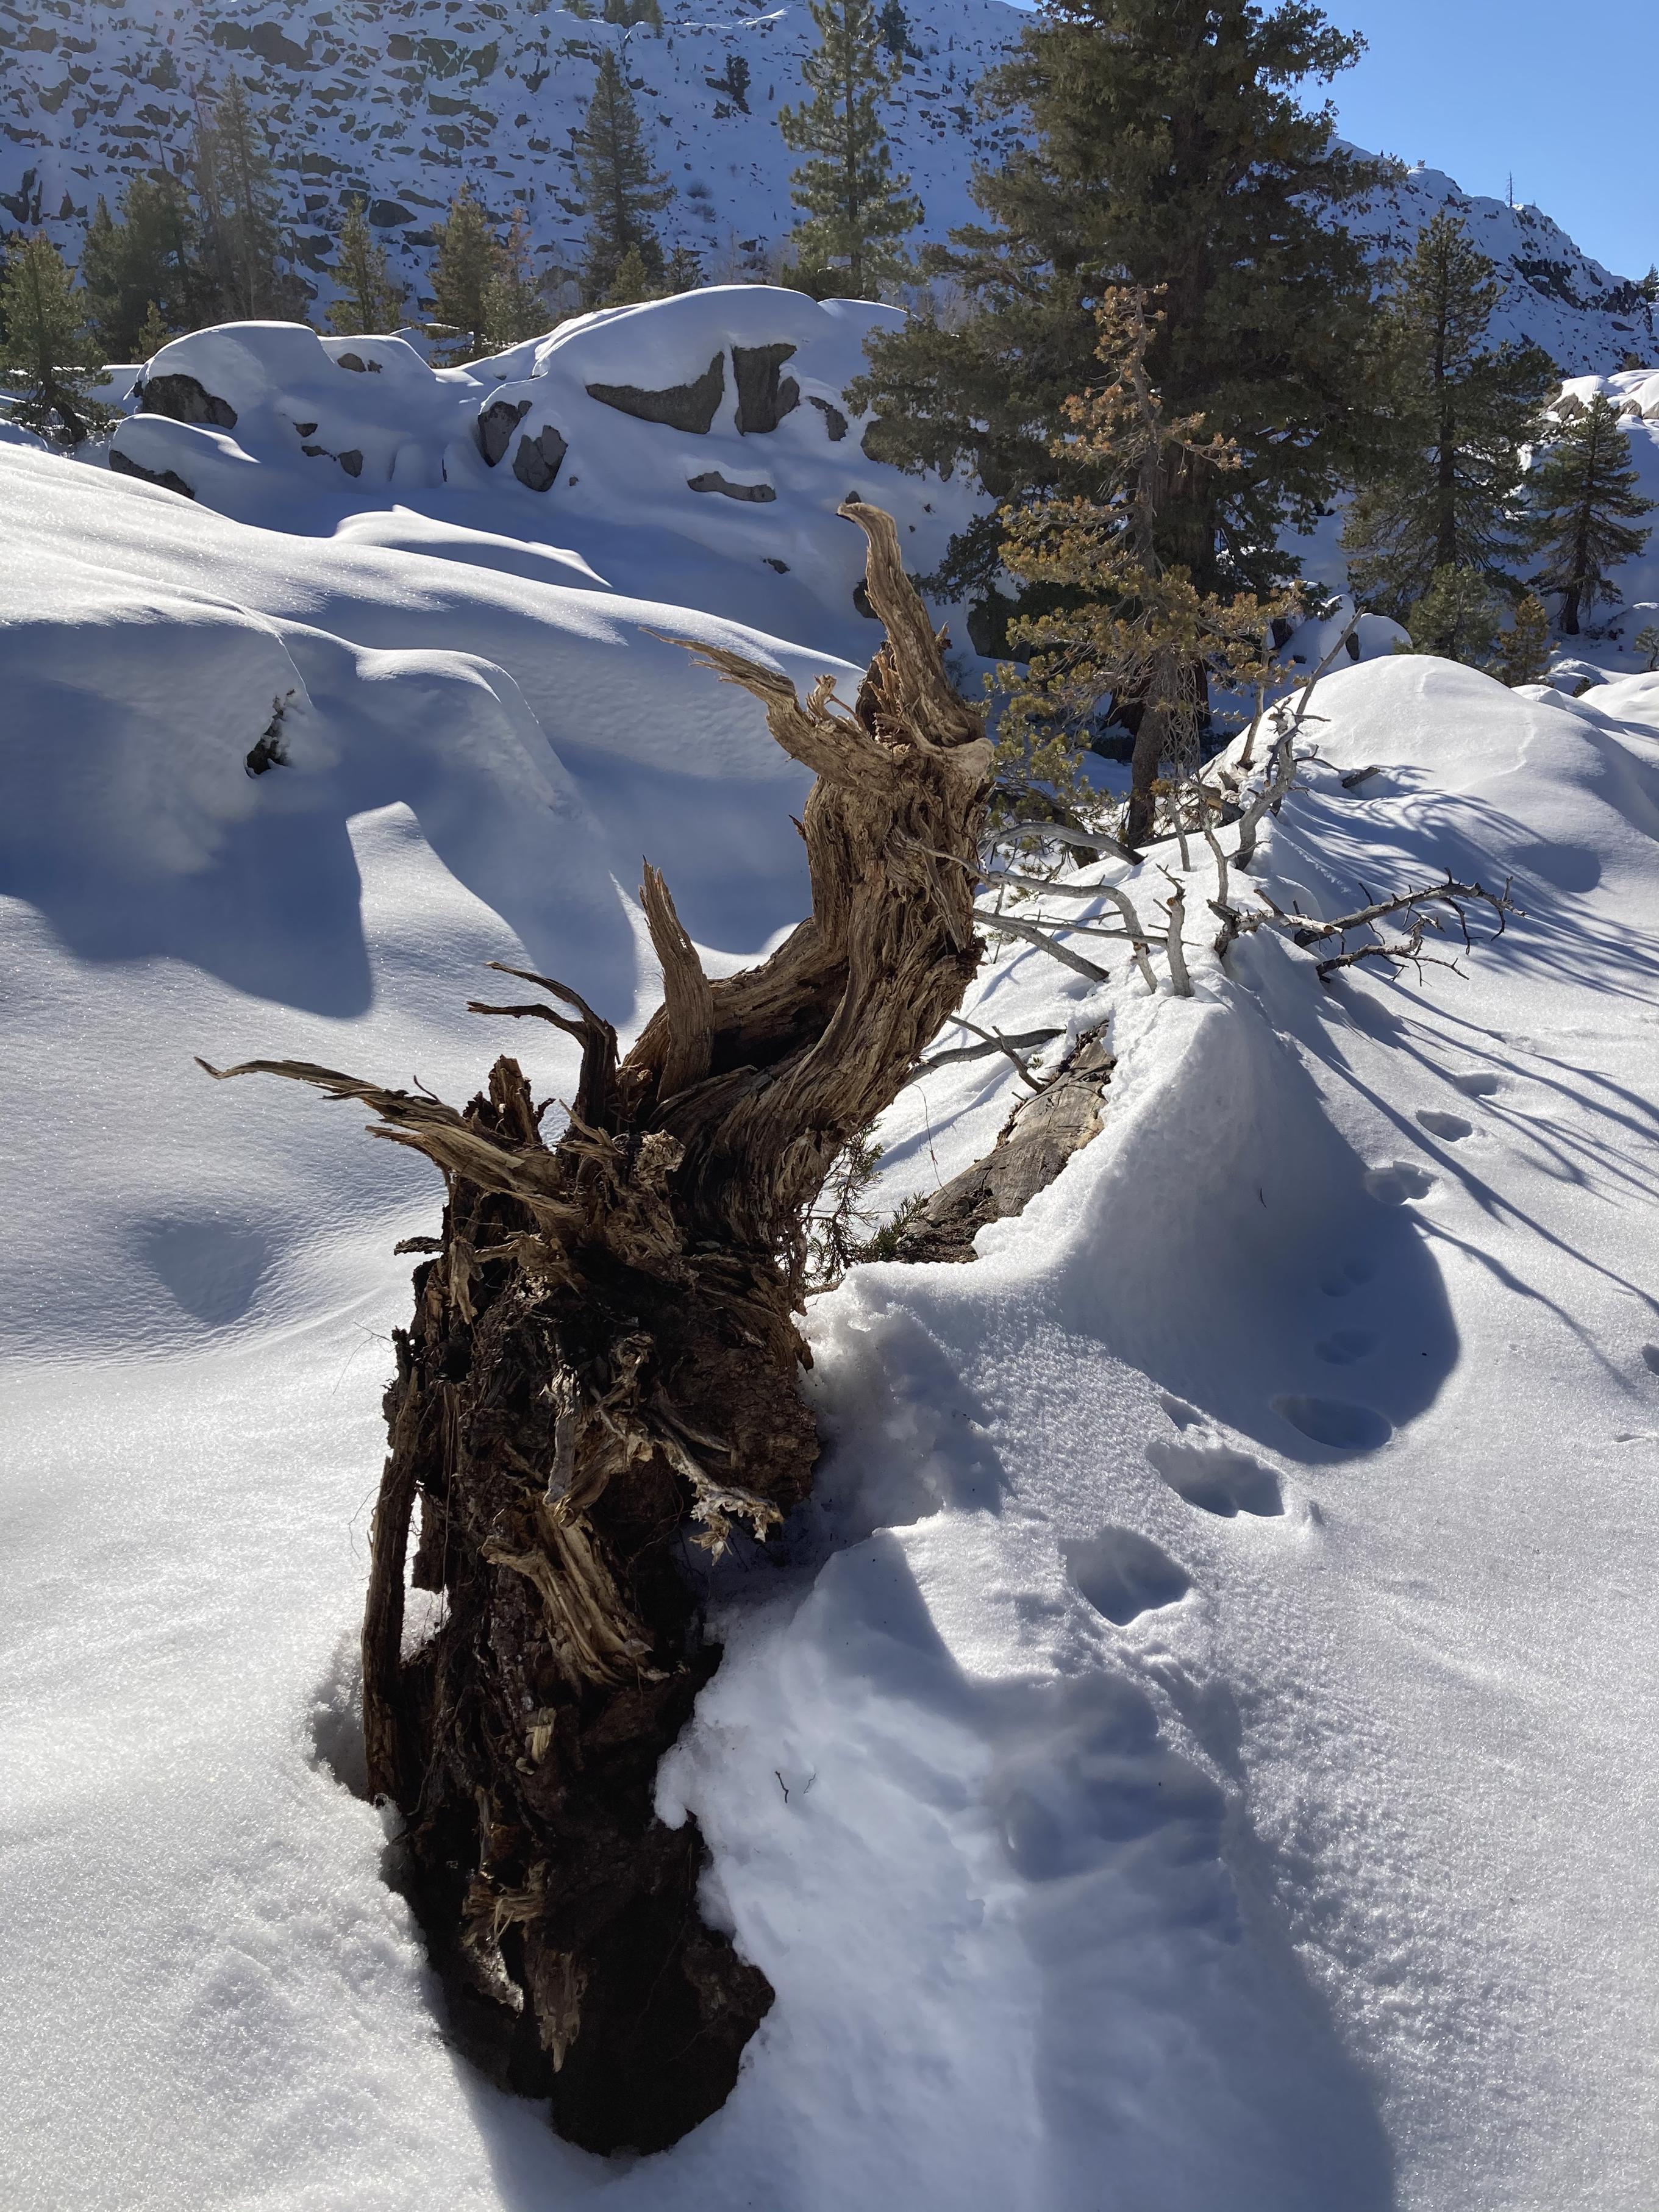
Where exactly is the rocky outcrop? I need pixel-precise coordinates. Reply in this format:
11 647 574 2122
587 352 725 435
732 342 799 433
137 374 237 430
512 424 568 492
687 471 775 502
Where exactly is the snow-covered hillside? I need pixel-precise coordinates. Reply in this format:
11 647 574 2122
101 289 983 665
0 0 1017 294
5 277 1659 2206
1 0 1653 371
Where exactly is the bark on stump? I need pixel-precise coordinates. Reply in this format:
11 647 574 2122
201 502 991 2154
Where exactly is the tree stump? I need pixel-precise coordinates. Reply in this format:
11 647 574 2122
202 502 991 2153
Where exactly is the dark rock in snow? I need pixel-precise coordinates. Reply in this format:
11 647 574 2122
109 448 194 499
687 471 776 502
138 374 237 430
732 342 799 432
477 396 530 466
587 352 725 433
512 423 568 491
808 394 848 441
337 449 364 478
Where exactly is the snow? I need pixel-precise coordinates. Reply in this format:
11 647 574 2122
102 292 983 668
5 304 1659 2210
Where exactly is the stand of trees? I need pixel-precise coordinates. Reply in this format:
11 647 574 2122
1343 212 1556 640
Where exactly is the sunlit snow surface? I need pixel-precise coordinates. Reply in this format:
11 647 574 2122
3 317 1658 2211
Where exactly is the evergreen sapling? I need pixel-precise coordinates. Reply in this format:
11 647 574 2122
0 232 112 446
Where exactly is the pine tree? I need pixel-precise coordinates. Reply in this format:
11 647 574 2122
1635 621 1659 673
1499 592 1552 687
0 232 111 445
997 290 1299 845
1526 392 1654 636
79 174 197 355
189 76 307 321
877 0 911 59
778 0 920 299
329 197 405 337
849 0 1384 618
484 208 549 346
574 50 671 303
663 244 704 295
431 184 498 358
1343 213 1555 619
1403 564 1502 669
602 243 657 307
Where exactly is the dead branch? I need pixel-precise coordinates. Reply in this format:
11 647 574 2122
978 906 1111 983
1160 880 1193 997
916 1023 1065 1075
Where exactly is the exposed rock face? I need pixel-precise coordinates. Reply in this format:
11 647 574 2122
477 396 531 466
808 394 849 441
512 424 568 492
109 448 194 499
687 470 775 502
587 353 725 435
732 342 799 433
137 374 237 430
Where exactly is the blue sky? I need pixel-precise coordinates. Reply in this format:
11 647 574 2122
1326 0 1656 279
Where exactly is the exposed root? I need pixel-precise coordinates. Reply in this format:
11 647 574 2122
202 502 991 2155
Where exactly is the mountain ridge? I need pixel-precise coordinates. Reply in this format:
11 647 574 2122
1 0 1652 373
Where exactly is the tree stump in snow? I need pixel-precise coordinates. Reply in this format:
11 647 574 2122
201 501 991 2153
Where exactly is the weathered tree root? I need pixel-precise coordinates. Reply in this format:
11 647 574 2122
200 502 991 2155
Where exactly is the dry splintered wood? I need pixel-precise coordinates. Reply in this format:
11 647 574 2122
199 501 995 2157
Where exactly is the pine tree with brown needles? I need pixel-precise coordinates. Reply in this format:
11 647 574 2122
998 290 1297 847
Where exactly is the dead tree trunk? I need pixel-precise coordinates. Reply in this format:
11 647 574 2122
201 503 990 2155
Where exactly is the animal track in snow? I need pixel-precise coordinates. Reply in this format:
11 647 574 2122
1319 1255 1376 1298
1146 1437 1285 1518
1364 1162 1436 1205
1065 1528 1191 1625
1274 1395 1393 1452
1315 1327 1376 1366
1448 1069 1504 1097
1416 1108 1474 1141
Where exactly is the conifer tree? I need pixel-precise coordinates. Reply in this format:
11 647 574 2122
778 0 920 299
877 0 911 59
574 50 671 303
1343 213 1555 619
848 0 1384 619
602 243 657 307
1499 591 1552 687
431 184 498 357
0 232 111 445
483 208 549 346
998 290 1298 844
1526 392 1654 635
79 175 196 355
189 76 307 321
328 197 405 337
1402 563 1502 668
664 244 704 295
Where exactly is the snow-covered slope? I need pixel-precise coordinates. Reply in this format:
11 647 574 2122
0 0 1018 296
5 388 1659 2207
1339 157 1655 373
2 0 1652 371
